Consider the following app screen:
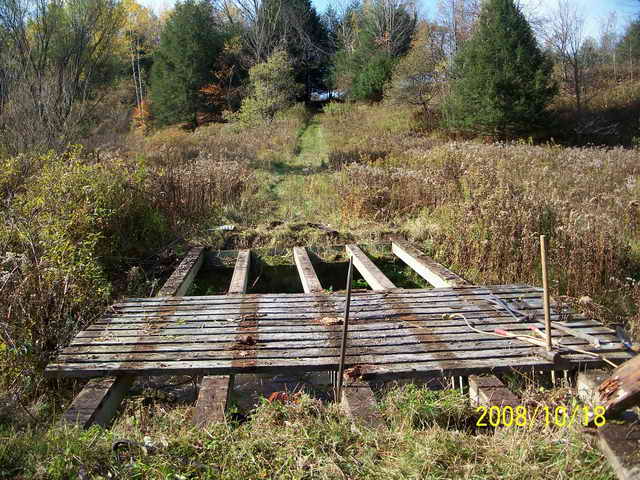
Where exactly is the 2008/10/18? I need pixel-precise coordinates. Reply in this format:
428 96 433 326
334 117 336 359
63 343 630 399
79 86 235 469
475 405 607 428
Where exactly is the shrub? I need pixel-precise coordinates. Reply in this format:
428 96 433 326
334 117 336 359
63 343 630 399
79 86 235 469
237 50 303 125
0 147 168 394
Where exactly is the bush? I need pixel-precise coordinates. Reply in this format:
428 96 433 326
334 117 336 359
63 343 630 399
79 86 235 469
0 147 169 393
237 50 303 125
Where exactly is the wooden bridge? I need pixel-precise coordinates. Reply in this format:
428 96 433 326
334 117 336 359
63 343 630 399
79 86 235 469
47 238 637 477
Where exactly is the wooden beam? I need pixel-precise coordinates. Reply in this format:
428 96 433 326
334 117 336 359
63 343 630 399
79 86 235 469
193 375 233 427
61 247 206 428
341 379 386 429
293 247 323 293
228 250 251 294
157 247 205 297
345 244 396 291
60 376 134 428
597 355 640 417
391 237 466 288
577 370 640 480
468 375 519 407
193 252 246 426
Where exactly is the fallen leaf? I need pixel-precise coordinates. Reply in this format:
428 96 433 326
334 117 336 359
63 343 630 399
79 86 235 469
319 316 342 326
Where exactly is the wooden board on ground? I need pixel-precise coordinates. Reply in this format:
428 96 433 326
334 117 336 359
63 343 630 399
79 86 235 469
341 379 386 429
577 370 640 480
293 247 324 293
391 237 467 288
157 247 205 297
60 376 134 428
468 375 519 407
193 376 232 427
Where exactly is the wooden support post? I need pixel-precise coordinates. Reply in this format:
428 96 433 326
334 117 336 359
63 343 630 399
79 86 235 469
339 245 391 426
293 247 323 293
60 376 134 428
193 249 250 426
341 379 386 429
228 249 251 294
540 235 553 351
60 247 205 429
345 244 396 291
468 375 519 407
193 375 233 427
577 370 640 480
391 237 467 287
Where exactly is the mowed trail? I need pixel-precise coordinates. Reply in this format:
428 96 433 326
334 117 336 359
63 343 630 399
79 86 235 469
272 116 331 220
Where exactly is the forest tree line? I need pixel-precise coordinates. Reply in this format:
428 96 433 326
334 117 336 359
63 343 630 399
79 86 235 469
1 0 640 153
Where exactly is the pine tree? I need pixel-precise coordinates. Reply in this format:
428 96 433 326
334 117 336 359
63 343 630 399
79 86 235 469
444 0 556 136
150 0 222 127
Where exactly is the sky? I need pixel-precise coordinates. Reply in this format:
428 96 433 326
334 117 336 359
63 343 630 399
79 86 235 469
138 0 639 39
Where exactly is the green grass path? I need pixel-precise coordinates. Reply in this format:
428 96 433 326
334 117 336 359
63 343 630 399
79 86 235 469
271 116 331 220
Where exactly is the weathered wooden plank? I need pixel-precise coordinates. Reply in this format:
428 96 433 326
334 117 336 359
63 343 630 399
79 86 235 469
72 321 616 342
61 334 624 358
293 247 324 293
100 297 558 321
193 375 232 427
228 250 250 294
51 345 631 372
116 285 543 306
87 315 609 335
56 340 627 365
468 375 519 407
346 244 396 291
341 379 386 429
46 351 631 379
597 355 640 417
576 370 640 480
122 283 540 303
391 237 467 288
105 294 550 317
597 418 640 480
59 376 134 428
156 247 205 297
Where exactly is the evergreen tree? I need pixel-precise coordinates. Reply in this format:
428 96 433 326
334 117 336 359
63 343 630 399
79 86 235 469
617 21 640 65
444 0 556 136
150 0 222 127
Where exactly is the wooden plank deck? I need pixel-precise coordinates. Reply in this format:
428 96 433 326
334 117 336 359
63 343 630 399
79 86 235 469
46 285 632 380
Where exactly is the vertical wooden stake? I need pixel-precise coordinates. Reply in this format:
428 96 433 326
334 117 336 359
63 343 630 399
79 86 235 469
336 257 354 402
540 235 553 352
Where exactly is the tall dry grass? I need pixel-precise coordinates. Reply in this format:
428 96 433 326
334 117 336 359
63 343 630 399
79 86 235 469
324 104 640 329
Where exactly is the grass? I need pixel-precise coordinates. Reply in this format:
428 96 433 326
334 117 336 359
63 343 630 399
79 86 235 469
2 81 640 479
0 386 616 479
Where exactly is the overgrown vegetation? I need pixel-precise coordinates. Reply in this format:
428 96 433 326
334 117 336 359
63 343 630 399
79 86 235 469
0 386 617 479
1 0 639 477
